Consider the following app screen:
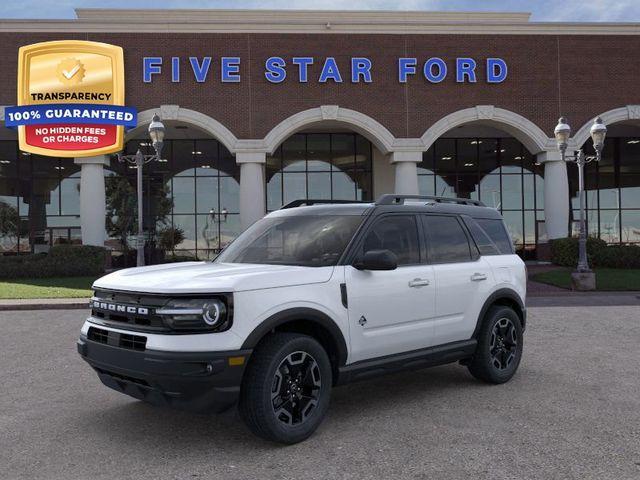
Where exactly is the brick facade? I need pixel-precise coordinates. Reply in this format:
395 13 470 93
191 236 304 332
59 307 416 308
0 32 638 140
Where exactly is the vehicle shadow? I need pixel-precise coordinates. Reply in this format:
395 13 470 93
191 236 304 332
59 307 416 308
78 363 481 451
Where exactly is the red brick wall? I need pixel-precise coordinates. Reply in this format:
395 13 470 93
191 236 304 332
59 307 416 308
0 32 638 140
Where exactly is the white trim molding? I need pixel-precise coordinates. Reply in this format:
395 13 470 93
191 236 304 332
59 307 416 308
263 106 396 155
420 106 553 154
128 106 239 154
572 105 640 148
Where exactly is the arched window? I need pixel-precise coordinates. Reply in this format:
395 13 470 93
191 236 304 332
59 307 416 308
266 133 373 212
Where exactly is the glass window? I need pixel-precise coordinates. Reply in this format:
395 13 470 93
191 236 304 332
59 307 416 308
362 215 420 265
307 134 331 171
479 175 501 209
501 175 523 210
173 140 195 176
196 176 219 214
418 175 436 196
332 171 356 200
423 215 471 263
331 134 355 171
476 218 514 254
434 139 456 176
172 177 195 214
500 139 523 173
478 139 498 175
457 138 478 174
620 174 640 209
0 141 18 177
619 138 640 174
501 211 523 248
463 217 499 256
307 172 331 199
282 135 306 172
599 210 620 243
266 133 373 211
621 210 640 243
217 214 363 266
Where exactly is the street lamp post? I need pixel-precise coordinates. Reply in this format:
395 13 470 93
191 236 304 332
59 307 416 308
117 114 166 267
553 116 607 289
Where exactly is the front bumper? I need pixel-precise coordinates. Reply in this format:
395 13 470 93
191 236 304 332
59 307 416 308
77 335 251 413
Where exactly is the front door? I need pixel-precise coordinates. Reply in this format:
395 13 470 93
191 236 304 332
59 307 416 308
346 214 436 363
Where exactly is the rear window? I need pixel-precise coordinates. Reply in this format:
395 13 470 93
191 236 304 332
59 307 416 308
474 218 514 254
463 217 500 256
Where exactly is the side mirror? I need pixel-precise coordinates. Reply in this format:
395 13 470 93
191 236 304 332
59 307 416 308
353 249 398 271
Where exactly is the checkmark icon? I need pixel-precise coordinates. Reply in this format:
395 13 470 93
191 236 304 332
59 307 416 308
62 64 80 79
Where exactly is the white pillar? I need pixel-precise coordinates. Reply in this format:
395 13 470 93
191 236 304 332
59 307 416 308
237 151 266 230
74 155 109 246
538 151 569 239
391 151 421 195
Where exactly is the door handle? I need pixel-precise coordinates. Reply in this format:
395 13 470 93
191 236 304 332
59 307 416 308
470 273 488 282
408 278 430 288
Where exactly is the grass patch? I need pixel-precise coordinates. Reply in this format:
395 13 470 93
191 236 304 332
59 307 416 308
0 276 96 299
531 268 640 291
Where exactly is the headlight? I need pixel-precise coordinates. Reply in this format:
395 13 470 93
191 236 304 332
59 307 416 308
156 298 230 332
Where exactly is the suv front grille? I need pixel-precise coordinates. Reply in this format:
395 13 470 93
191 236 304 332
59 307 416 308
88 326 147 351
90 290 170 332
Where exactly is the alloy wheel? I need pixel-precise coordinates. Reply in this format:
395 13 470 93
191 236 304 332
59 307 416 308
490 317 518 370
271 351 322 426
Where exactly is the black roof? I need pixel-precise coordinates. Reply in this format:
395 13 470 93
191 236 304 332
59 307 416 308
272 195 503 220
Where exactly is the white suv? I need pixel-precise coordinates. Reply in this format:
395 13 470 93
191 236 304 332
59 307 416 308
78 194 526 444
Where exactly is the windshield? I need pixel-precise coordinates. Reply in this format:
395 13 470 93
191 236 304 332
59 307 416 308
216 215 364 267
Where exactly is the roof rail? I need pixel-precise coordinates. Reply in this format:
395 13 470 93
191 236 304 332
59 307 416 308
280 199 369 209
376 194 485 207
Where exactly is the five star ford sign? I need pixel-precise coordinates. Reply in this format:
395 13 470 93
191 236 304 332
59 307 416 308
4 40 137 158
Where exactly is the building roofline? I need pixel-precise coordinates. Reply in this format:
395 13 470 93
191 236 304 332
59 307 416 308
73 9 533 24
0 9 638 35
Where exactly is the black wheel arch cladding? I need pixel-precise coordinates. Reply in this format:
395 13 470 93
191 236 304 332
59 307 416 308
241 307 349 367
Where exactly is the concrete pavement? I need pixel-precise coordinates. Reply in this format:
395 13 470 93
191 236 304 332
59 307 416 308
1 306 639 480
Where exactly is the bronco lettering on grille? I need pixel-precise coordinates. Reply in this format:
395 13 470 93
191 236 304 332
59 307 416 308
90 300 149 316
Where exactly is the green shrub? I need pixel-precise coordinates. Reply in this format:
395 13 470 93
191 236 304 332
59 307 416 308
550 237 640 268
0 245 106 279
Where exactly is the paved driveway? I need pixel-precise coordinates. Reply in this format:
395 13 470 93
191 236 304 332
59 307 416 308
1 306 639 480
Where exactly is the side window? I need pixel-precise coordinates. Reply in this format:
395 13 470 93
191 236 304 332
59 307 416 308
422 215 472 263
475 218 514 254
362 215 420 265
463 217 500 256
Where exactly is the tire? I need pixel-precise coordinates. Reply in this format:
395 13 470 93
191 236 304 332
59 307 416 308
239 333 332 444
467 305 523 384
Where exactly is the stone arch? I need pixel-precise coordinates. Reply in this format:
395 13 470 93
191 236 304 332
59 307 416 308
572 105 640 148
420 105 553 154
263 105 396 155
127 105 239 153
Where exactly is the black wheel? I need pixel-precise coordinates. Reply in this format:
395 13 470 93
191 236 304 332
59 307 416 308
468 305 523 384
239 333 332 444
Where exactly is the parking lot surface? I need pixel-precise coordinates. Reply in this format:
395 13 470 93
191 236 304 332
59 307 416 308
1 306 639 480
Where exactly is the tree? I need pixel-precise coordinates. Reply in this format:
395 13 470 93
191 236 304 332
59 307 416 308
104 176 173 252
0 201 21 251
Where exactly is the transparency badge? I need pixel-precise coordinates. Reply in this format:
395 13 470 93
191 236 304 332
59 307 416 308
5 40 137 157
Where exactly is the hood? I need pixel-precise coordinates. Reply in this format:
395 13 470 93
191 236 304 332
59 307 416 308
92 262 335 294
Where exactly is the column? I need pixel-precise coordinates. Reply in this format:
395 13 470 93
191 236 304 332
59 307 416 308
237 151 266 230
74 155 109 246
391 151 422 195
538 151 569 239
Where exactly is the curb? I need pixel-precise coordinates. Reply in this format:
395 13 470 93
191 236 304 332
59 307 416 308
0 301 89 311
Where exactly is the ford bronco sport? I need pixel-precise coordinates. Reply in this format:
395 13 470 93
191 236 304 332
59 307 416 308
78 194 526 444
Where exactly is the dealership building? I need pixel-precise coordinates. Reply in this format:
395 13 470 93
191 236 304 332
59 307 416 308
0 8 639 260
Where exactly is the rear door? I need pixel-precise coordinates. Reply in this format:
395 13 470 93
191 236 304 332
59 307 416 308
345 214 436 363
422 214 494 345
